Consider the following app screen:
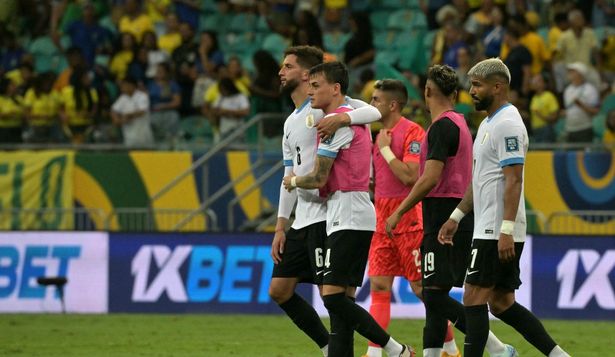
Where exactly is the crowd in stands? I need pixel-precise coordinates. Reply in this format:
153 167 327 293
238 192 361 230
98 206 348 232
0 0 614 147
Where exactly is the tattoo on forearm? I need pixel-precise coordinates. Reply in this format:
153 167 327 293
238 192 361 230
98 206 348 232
299 156 335 188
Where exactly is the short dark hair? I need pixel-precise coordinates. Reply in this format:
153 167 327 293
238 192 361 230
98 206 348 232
374 79 408 108
309 61 349 95
427 64 458 97
284 46 323 70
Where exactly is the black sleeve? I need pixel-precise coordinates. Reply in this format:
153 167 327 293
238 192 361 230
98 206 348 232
426 118 460 162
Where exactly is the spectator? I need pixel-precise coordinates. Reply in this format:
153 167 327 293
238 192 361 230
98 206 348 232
211 77 250 142
547 13 569 58
111 76 154 147
196 31 225 78
173 0 201 31
127 45 149 87
147 62 181 143
554 9 600 91
502 14 550 75
503 28 532 96
110 32 137 81
118 0 154 43
53 46 86 92
0 32 28 74
431 5 459 65
562 62 599 143
171 22 199 115
23 72 61 143
0 76 24 143
60 67 98 143
63 2 113 67
249 50 282 115
344 12 374 71
227 56 250 90
441 23 468 70
482 6 506 58
5 62 34 95
456 47 472 91
157 13 182 56
529 73 560 143
292 10 324 49
141 30 169 81
464 0 495 37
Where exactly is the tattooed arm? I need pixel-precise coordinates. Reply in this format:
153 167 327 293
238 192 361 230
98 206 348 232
283 155 335 191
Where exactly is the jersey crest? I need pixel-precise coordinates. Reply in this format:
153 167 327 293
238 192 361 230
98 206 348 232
306 113 315 128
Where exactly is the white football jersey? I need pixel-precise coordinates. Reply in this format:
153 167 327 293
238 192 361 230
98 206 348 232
282 99 328 229
472 104 528 242
317 110 376 236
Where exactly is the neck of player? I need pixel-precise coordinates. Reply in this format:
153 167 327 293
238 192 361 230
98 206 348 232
323 97 346 115
429 102 455 122
382 114 402 129
487 97 510 117
291 84 310 109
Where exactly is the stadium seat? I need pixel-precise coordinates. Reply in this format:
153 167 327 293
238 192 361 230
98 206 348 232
370 11 391 33
594 26 615 45
410 12 428 31
199 13 229 33
375 50 399 66
98 15 118 34
324 32 352 57
262 33 290 62
227 13 258 34
537 26 549 43
600 94 615 114
592 113 606 141
373 30 397 51
375 61 421 101
28 36 67 74
180 115 214 143
380 0 420 10
387 9 414 32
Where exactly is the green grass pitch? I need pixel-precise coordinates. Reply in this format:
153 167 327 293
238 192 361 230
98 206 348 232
0 314 611 356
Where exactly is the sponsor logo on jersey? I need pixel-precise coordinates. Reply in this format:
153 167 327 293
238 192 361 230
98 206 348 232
409 141 421 154
505 136 519 152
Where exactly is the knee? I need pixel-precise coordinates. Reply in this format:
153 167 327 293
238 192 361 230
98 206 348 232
268 283 293 304
322 293 346 312
488 293 514 315
370 280 391 292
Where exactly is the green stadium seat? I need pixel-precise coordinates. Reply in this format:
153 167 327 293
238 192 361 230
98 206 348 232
373 30 397 51
537 26 549 43
594 26 615 44
600 94 615 114
592 113 606 141
262 33 289 62
180 115 213 143
98 15 118 34
28 36 67 74
375 60 421 101
387 9 414 31
370 11 391 33
227 13 258 34
199 13 229 33
324 32 351 55
375 50 399 66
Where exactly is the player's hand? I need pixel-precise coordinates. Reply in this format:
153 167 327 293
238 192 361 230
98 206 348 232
377 129 392 149
316 113 347 140
282 175 296 192
438 219 458 245
385 212 401 238
498 233 515 262
271 230 286 264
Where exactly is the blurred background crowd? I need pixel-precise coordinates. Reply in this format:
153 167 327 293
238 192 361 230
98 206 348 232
0 0 614 148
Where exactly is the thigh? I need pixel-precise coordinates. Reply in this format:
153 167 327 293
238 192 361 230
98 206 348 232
465 239 523 289
395 230 423 282
271 227 313 283
323 230 373 287
368 232 402 278
422 232 469 288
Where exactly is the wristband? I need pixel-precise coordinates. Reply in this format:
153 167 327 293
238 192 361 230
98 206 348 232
290 176 297 188
500 220 515 235
449 208 466 223
380 146 396 164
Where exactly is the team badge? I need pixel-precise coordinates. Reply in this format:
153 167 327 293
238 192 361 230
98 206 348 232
322 133 335 145
409 141 421 154
505 136 519 152
306 114 315 128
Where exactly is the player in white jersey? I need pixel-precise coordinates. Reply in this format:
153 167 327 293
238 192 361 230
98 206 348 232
269 46 382 357
438 58 570 357
284 61 414 357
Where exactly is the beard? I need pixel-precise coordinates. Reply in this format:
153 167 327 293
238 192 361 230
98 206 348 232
280 78 300 95
473 94 494 112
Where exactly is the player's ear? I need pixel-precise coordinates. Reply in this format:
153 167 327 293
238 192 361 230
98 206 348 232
333 82 341 95
301 69 309 81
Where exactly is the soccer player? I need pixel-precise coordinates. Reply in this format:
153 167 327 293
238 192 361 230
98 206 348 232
270 46 382 356
283 61 414 357
438 58 570 357
362 79 460 357
386 65 515 357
